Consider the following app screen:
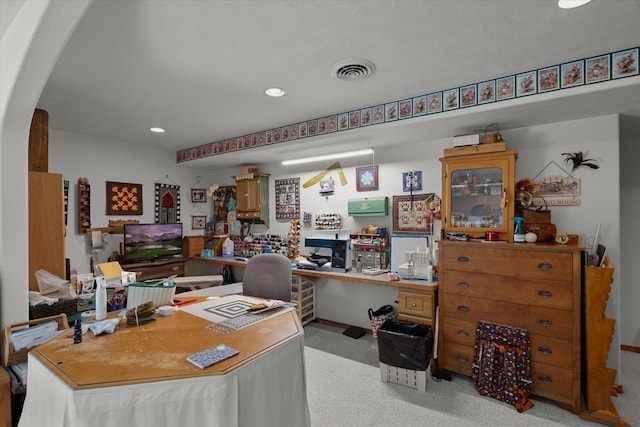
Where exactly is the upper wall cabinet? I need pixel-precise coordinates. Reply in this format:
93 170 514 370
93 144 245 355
347 197 389 217
440 149 517 242
233 173 270 226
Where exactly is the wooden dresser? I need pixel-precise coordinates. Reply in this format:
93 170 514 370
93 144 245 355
438 240 583 413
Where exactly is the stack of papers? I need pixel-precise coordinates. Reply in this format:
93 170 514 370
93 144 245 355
10 320 62 351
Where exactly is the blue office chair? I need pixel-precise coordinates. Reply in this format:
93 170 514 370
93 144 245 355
242 253 292 302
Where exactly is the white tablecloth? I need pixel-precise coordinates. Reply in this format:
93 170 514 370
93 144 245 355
18 334 310 427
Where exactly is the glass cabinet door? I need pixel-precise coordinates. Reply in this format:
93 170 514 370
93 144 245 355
440 151 517 241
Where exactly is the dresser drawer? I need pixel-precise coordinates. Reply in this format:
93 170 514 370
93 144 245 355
441 246 574 281
132 262 185 281
441 340 473 376
398 289 434 320
441 270 573 310
441 340 573 402
442 318 572 369
442 295 573 340
531 362 573 402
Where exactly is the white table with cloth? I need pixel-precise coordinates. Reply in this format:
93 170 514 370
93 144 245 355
18 295 310 427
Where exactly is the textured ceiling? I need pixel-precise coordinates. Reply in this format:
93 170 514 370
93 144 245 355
37 0 640 168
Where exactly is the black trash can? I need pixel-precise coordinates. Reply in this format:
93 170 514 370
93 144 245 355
377 318 433 371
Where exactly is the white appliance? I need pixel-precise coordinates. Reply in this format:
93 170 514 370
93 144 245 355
390 235 432 280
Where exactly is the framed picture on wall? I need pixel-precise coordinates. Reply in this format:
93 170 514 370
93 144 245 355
356 165 378 191
191 188 206 203
192 215 206 230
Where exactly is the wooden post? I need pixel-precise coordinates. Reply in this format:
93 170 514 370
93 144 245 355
28 108 48 172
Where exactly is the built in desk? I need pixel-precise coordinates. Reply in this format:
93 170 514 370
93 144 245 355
190 256 438 329
18 296 310 427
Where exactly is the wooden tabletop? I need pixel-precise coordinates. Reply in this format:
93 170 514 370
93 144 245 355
30 297 303 390
193 256 438 292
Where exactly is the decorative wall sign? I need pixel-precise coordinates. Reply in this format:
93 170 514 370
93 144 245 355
106 181 142 215
155 183 180 223
392 193 439 234
402 171 422 192
531 160 581 206
275 177 300 219
356 165 378 191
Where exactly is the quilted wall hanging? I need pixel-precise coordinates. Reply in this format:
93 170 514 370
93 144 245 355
106 181 142 215
155 182 181 224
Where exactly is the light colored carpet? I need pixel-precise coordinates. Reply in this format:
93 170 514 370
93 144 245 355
304 323 639 427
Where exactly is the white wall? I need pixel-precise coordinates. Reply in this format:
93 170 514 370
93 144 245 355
48 129 216 274
0 0 91 326
620 115 640 349
50 117 624 349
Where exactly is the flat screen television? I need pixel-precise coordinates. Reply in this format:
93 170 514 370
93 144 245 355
123 223 183 263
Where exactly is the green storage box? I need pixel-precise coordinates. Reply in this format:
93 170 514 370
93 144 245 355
348 197 389 217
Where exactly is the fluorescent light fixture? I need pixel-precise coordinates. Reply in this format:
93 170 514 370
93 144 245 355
265 87 286 97
557 0 592 9
149 127 165 133
282 148 373 165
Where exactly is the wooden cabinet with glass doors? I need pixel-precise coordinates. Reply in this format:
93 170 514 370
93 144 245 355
439 150 517 242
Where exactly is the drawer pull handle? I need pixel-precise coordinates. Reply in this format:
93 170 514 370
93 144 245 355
537 374 553 383
457 355 468 362
457 305 469 313
537 290 553 297
537 262 553 270
457 329 470 337
457 256 470 262
537 346 553 354
172 266 180 271
411 303 417 308
537 318 552 327
456 281 469 289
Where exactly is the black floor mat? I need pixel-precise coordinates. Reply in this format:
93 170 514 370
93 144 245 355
342 326 366 339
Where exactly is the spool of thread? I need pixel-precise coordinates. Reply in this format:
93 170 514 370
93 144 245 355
80 310 95 321
485 231 499 241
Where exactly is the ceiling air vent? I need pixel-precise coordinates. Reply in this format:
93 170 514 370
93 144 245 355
330 59 376 81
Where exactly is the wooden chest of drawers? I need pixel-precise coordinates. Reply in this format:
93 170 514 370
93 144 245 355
397 288 435 327
439 241 583 413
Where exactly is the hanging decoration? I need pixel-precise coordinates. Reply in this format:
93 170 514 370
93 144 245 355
190 176 207 203
356 165 378 191
275 177 300 219
531 160 581 206
392 193 440 235
106 181 142 215
155 175 180 223
302 161 347 188
402 171 422 192
562 151 600 172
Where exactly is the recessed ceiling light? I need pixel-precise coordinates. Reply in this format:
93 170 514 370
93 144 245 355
150 127 165 133
557 0 592 9
265 88 286 97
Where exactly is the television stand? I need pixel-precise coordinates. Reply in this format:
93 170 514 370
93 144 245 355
122 257 188 281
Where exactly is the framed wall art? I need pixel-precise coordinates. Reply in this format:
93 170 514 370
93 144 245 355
275 177 300 219
403 171 422 192
191 215 206 230
356 165 378 191
106 181 142 215
191 188 206 203
392 193 440 235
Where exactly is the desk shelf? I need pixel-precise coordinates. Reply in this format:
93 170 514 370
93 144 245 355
292 276 315 326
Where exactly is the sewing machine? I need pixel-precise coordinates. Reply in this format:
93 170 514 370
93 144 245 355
302 235 352 272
